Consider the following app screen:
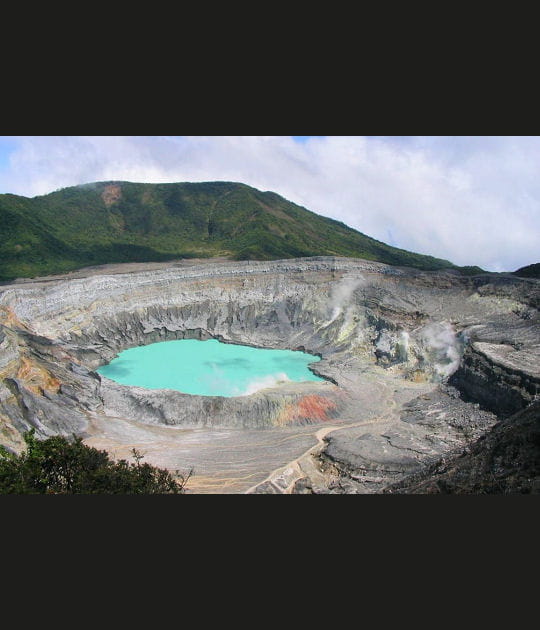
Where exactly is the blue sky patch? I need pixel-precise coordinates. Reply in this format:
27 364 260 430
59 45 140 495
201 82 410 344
292 136 324 143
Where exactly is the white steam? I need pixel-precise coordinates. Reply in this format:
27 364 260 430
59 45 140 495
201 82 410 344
327 275 366 324
397 331 410 362
418 322 463 379
239 372 291 396
375 330 410 364
201 364 291 396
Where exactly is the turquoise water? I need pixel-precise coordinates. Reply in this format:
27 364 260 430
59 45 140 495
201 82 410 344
96 338 324 397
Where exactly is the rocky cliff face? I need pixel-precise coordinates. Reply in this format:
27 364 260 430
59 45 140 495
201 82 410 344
382 401 540 494
0 257 538 492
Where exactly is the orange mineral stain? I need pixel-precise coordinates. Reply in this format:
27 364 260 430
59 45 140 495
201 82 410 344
16 357 61 396
277 394 336 426
0 306 30 331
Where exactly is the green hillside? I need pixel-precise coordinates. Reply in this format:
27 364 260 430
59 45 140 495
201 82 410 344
513 263 540 279
0 180 469 281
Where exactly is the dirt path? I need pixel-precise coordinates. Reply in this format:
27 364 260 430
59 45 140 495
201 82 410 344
244 416 389 494
243 376 409 494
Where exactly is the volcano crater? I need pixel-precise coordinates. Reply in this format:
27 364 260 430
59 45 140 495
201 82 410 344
1 257 538 492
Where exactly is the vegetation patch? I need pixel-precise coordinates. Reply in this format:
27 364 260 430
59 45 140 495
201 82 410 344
0 180 482 281
0 429 190 494
513 263 540 279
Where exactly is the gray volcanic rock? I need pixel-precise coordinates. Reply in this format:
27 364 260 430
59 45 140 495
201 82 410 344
383 401 540 494
100 379 341 429
318 386 498 493
0 256 538 493
449 317 540 418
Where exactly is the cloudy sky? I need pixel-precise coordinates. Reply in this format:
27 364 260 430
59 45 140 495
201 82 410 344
0 135 538 272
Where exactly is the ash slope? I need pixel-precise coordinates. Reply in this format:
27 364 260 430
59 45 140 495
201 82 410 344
0 256 538 493
0 180 471 282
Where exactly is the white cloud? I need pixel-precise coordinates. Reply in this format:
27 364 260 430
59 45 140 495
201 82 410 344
0 135 538 272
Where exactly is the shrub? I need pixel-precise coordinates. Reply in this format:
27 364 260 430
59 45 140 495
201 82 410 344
0 429 190 494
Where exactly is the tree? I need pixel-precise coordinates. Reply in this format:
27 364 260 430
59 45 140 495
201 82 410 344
0 429 191 494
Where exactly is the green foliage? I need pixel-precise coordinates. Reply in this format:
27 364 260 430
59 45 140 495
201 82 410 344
0 429 189 494
513 263 540 278
458 265 486 276
0 180 478 281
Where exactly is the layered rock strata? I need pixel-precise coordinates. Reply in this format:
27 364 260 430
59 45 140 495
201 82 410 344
0 257 538 493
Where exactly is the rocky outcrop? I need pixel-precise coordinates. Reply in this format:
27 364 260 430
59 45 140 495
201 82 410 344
100 379 341 429
0 257 538 493
382 401 540 494
312 385 499 493
449 316 540 418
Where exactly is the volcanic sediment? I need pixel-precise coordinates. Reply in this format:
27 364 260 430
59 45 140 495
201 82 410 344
0 257 538 492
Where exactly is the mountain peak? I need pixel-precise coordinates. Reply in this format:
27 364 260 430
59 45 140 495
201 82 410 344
1 180 467 281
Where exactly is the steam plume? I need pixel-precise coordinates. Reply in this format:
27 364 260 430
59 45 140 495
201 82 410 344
418 321 464 379
327 275 366 324
240 372 291 396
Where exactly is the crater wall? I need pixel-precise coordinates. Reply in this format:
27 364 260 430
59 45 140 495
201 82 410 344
0 257 538 490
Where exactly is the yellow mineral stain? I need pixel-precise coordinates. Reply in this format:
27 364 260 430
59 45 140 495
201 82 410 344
0 306 30 331
16 357 61 396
